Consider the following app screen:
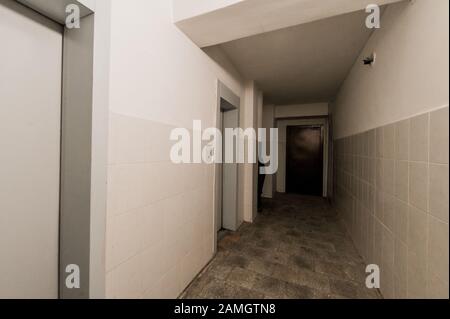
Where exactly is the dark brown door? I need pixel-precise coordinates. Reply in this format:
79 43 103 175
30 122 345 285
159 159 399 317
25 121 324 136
286 126 323 196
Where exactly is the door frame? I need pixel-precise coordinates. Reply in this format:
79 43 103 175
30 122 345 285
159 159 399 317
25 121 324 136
276 117 329 197
213 81 240 254
11 0 108 299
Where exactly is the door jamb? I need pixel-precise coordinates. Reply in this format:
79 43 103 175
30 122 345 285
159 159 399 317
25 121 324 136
213 81 240 255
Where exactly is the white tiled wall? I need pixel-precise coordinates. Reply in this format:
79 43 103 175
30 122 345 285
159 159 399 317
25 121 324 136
104 0 244 298
105 113 214 298
334 106 449 299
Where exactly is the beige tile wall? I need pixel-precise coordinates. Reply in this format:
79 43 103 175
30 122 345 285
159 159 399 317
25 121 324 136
105 112 214 298
333 106 449 299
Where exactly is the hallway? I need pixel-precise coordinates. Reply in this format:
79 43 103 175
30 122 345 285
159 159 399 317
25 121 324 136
182 194 381 299
1 0 448 301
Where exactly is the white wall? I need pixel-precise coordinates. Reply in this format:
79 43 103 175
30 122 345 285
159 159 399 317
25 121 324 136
241 81 260 222
173 0 243 22
333 0 449 139
332 0 449 299
275 103 329 119
105 0 243 299
87 0 111 299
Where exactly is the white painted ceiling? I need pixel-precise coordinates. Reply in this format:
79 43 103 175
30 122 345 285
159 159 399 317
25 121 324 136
212 9 376 105
175 0 401 47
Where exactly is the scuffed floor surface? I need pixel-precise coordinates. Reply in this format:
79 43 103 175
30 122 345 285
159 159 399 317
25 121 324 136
181 194 382 299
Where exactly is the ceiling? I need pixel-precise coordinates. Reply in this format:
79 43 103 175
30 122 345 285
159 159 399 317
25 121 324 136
211 9 376 105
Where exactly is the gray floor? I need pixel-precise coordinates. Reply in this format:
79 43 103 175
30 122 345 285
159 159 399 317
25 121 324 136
181 193 382 299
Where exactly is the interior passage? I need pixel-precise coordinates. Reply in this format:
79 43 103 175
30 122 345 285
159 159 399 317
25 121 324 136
182 194 382 299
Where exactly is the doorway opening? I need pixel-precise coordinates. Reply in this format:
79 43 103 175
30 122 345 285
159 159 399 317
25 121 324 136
286 125 324 196
276 117 329 198
217 99 239 234
214 82 240 251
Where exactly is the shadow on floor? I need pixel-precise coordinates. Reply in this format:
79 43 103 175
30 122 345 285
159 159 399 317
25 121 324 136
181 193 382 299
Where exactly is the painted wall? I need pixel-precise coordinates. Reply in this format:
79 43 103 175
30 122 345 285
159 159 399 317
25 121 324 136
333 0 449 139
334 107 449 298
88 0 112 299
105 0 243 299
275 103 329 119
332 0 449 299
173 0 243 22
241 81 261 223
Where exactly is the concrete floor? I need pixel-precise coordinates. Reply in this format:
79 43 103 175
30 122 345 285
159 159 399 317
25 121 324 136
181 194 382 299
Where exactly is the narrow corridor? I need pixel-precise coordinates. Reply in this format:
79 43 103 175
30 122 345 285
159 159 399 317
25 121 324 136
182 194 382 299
1 0 448 302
